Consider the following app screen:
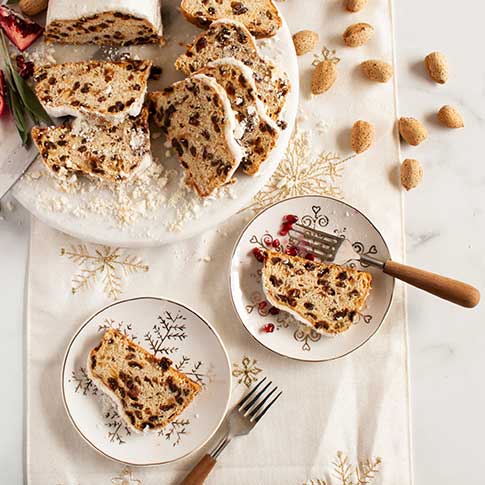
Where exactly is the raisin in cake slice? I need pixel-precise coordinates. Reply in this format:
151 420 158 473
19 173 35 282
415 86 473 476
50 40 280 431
262 250 372 335
180 0 281 38
45 0 163 45
149 74 244 197
174 19 290 121
32 107 152 182
197 58 279 175
34 60 152 122
87 328 201 432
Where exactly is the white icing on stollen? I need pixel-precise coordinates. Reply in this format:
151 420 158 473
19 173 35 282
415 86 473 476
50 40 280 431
46 0 163 36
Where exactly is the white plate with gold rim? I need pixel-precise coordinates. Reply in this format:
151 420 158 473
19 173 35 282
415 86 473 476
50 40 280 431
62 296 231 466
229 196 395 362
8 1 299 247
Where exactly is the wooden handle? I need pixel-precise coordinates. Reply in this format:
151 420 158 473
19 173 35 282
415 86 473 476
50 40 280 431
383 261 480 308
180 454 217 485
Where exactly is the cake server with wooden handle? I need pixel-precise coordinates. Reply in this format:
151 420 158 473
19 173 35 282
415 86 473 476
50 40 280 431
179 377 282 485
289 223 480 308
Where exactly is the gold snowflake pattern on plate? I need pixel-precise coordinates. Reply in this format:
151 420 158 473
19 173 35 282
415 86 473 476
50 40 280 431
232 356 263 388
302 451 381 485
251 128 353 211
60 244 149 299
111 466 141 485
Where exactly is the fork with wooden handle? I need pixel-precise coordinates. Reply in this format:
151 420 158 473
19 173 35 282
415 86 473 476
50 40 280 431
289 223 480 308
180 377 282 485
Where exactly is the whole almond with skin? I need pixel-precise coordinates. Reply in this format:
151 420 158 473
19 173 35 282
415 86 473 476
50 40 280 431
346 0 367 12
400 159 423 191
425 52 448 84
361 60 393 83
437 105 464 128
293 30 319 56
343 23 374 47
312 60 337 95
351 120 375 153
398 117 428 146
19 0 48 16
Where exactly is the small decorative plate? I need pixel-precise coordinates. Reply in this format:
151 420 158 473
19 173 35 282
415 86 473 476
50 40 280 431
62 297 231 466
229 196 395 362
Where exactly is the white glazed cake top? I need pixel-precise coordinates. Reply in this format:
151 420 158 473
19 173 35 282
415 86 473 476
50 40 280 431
46 0 163 35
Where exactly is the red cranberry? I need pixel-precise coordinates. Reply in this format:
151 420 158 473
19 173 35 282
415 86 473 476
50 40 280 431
305 253 316 261
279 222 293 236
252 247 265 263
15 55 34 79
258 301 268 312
283 214 298 224
262 323 275 333
285 246 298 256
0 70 6 117
272 239 280 248
269 306 280 315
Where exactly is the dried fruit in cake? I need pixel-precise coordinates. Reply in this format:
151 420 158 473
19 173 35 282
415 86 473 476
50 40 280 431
31 106 152 182
180 0 282 38
0 70 7 117
196 58 279 175
87 328 201 432
0 6 43 52
44 0 164 46
261 250 372 335
149 74 245 197
34 60 152 121
175 19 290 121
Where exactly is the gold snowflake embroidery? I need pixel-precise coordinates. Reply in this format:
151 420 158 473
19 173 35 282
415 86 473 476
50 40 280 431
303 451 382 485
232 356 263 388
251 129 353 211
111 466 141 485
60 244 149 300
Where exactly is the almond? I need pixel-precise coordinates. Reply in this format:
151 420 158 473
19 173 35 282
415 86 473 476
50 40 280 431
425 52 448 84
293 30 319 56
400 159 423 191
345 0 368 12
361 60 393 83
437 105 464 128
312 60 337 95
398 117 428 146
343 23 374 47
19 0 48 16
351 120 375 153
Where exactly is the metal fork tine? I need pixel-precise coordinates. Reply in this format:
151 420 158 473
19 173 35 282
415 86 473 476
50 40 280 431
293 222 343 242
241 380 273 414
252 390 283 423
237 376 267 408
291 225 338 248
247 386 277 419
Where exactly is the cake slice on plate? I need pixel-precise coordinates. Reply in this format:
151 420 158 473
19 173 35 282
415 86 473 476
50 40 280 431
149 74 245 197
34 60 152 121
32 107 152 182
262 250 372 335
197 58 279 175
44 0 164 45
175 19 290 121
180 0 282 38
87 328 201 432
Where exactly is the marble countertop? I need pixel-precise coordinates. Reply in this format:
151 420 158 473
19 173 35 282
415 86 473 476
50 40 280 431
1 1 484 483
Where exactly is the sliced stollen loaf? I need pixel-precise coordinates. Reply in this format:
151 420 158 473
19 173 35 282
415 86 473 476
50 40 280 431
87 328 201 432
34 60 152 122
197 58 279 175
32 107 152 182
262 250 372 336
180 0 282 38
44 0 164 45
174 19 290 121
149 74 245 197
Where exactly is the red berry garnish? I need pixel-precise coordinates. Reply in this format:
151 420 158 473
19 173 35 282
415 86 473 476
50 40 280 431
272 239 280 248
269 306 280 315
285 245 298 256
0 6 43 52
0 70 6 117
279 228 288 236
15 55 34 79
252 247 265 263
283 214 298 224
263 323 275 333
305 253 315 261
